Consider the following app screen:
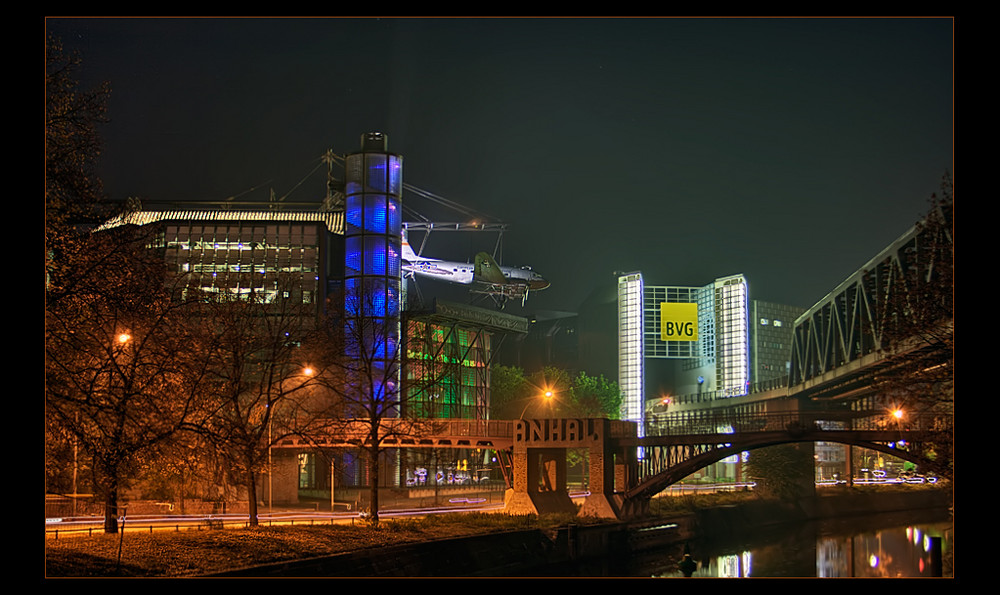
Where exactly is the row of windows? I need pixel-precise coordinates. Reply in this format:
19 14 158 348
163 224 320 246
181 286 316 304
167 242 320 256
181 263 318 274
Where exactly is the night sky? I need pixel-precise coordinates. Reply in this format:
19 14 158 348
45 17 953 312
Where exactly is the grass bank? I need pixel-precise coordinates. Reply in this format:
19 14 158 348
44 512 594 578
44 484 949 578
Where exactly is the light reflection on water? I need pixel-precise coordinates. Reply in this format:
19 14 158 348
639 509 952 578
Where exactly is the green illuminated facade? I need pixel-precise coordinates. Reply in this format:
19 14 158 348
403 300 530 421
405 319 490 420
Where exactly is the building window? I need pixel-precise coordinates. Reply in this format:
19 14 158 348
299 453 315 489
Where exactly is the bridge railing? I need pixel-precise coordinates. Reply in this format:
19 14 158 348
643 410 951 437
644 411 800 436
654 377 791 407
431 419 515 439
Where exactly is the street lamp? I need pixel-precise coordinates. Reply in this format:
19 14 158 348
519 387 556 419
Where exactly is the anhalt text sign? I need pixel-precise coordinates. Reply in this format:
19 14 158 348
515 418 603 447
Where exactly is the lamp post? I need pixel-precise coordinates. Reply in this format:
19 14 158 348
268 365 315 517
267 404 272 519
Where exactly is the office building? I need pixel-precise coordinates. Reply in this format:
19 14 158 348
618 272 751 425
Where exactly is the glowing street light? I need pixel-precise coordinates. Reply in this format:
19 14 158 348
519 387 556 419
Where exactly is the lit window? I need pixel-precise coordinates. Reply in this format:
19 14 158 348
760 318 769 325
773 320 783 327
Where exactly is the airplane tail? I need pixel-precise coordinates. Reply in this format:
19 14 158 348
474 252 508 285
401 238 436 262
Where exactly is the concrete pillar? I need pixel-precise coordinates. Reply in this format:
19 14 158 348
614 450 629 492
270 450 300 506
579 432 621 519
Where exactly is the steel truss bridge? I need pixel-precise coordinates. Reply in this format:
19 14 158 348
787 195 952 399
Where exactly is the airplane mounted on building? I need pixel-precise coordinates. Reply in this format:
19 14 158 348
401 238 549 308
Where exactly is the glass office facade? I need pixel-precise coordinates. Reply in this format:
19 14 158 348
751 300 805 385
161 220 326 307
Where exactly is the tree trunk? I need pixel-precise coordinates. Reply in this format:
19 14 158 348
103 474 120 534
369 444 380 526
247 470 259 527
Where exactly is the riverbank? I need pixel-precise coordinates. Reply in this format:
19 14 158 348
44 486 951 578
210 487 952 577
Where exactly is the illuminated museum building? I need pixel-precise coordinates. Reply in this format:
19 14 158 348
99 133 521 503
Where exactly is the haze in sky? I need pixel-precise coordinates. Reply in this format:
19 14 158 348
45 17 953 311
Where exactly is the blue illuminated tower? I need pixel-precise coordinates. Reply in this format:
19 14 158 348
344 132 403 416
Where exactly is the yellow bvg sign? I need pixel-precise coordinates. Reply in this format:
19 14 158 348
660 302 698 341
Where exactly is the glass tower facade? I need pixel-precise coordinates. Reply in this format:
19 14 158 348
344 132 403 415
713 275 750 397
618 272 644 425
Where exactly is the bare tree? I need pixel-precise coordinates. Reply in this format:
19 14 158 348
45 35 219 532
872 172 954 470
45 34 115 310
312 287 444 526
45 284 215 533
193 287 329 527
878 175 955 412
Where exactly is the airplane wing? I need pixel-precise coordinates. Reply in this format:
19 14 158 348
473 252 508 285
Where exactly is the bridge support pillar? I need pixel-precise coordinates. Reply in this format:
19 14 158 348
499 418 643 520
504 419 632 518
503 447 576 516
578 428 624 519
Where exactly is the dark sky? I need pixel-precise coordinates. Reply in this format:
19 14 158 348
46 17 953 312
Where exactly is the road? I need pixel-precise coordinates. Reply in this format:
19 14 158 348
45 499 506 538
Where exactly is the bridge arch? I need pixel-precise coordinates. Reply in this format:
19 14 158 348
627 431 950 502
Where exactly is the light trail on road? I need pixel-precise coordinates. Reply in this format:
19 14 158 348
45 501 506 538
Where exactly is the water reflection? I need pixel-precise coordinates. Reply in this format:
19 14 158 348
639 509 952 578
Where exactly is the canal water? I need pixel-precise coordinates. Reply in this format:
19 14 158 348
542 507 953 578
632 507 953 578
